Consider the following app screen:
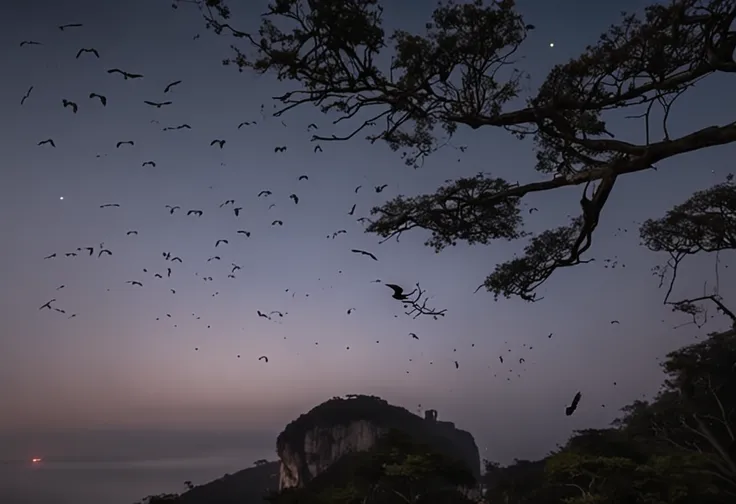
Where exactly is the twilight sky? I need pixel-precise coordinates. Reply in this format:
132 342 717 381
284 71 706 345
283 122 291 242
1 0 734 466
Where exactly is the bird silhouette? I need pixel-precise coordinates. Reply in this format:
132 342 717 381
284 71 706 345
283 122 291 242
89 93 107 106
187 210 203 217
126 230 138 235
165 205 180 214
126 281 143 287
163 80 182 93
298 175 308 181
100 203 120 208
39 299 56 310
232 207 243 216
258 190 272 197
351 249 377 261
611 320 620 324
314 145 323 153
20 40 42 47
76 48 99 58
237 230 251 237
354 185 362 193
219 200 235 207
237 121 254 128
38 139 55 147
107 68 143 79
20 86 33 105
410 333 419 340
258 356 269 362
98 249 112 257
289 194 299 204
348 204 356 215
271 220 283 226
142 161 156 167
163 124 191 131
566 391 582 416
385 284 412 300
375 184 388 193
144 100 172 108
274 146 287 152
215 239 228 247
116 141 134 148
210 139 225 148
62 99 78 113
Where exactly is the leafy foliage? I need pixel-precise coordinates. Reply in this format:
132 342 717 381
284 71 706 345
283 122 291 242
177 0 736 301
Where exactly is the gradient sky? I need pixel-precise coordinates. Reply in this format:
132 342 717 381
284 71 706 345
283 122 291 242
1 0 735 466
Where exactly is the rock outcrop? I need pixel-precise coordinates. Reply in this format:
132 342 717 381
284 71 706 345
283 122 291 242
276 395 481 491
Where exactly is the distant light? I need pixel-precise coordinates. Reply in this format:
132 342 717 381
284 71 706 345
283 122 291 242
31 458 42 463
549 43 554 47
59 196 64 200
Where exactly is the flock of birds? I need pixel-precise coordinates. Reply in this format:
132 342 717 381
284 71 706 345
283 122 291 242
19 21 641 419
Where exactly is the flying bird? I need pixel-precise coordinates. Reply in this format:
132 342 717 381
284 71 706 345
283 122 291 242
163 80 182 93
38 139 55 147
76 48 99 58
144 100 172 108
142 161 156 167
163 124 191 131
39 299 56 310
126 281 143 287
409 333 419 340
116 141 134 148
565 392 582 416
187 210 203 217
289 194 299 204
20 86 33 105
219 199 235 207
107 68 143 79
237 230 251 237
314 145 323 153
20 40 42 47
258 356 269 362
274 146 287 153
100 203 120 208
354 185 362 193
165 205 180 214
348 204 356 215
375 184 388 193
59 23 83 31
351 249 377 261
89 93 107 105
62 99 78 113
258 190 272 197
610 320 620 324
210 139 225 148
529 207 538 214
271 220 283 226
298 175 308 181
385 284 411 300
98 249 112 257
215 239 228 247
126 230 138 235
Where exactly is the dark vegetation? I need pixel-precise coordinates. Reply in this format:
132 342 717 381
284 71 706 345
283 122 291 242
141 0 736 501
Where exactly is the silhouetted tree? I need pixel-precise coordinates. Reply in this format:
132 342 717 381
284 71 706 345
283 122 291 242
177 0 736 302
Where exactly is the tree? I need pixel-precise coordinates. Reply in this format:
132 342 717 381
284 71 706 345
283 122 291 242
640 175 736 327
176 0 736 302
617 328 736 496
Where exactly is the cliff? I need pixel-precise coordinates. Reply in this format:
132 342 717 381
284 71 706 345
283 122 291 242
275 395 481 490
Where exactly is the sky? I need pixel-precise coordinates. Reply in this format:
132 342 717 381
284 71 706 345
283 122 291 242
1 0 735 467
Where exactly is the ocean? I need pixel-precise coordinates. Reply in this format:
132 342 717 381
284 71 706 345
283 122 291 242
0 455 256 504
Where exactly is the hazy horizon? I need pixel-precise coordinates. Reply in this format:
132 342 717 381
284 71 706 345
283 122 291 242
2 3 735 503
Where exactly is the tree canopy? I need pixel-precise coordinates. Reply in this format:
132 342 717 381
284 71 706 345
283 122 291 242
177 0 736 302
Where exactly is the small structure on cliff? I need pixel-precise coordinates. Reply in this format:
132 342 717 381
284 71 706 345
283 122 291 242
276 395 481 493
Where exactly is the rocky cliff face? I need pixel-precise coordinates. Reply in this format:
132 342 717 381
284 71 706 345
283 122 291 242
279 419 387 488
276 395 481 491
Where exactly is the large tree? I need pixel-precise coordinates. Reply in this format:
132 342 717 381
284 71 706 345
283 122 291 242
177 0 736 302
